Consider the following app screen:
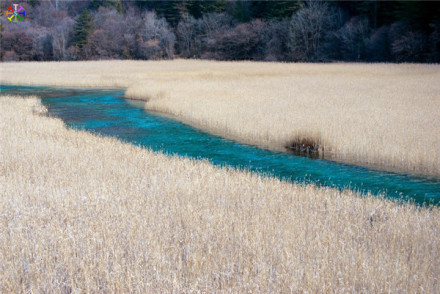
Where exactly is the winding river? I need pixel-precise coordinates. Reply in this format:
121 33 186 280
1 85 439 205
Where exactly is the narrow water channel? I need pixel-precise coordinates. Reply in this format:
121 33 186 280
1 85 439 205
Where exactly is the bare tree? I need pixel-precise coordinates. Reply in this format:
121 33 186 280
84 7 142 59
52 18 74 60
392 31 427 62
143 12 169 41
366 25 390 62
335 16 370 61
288 1 339 62
1 20 34 61
139 11 175 59
32 28 53 60
389 21 428 62
3 50 19 61
160 31 176 59
32 2 70 27
213 20 265 60
176 14 201 57
261 19 290 61
200 13 233 41
428 21 440 62
87 8 126 59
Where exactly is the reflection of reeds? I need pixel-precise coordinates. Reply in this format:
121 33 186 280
2 60 440 176
1 96 440 292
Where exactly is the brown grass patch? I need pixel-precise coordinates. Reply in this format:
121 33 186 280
285 136 322 157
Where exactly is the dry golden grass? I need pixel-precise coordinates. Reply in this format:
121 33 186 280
1 60 439 177
1 96 440 292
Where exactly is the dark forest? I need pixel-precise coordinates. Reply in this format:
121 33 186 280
1 0 439 62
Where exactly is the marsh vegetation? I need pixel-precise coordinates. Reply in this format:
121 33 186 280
1 96 439 292
2 60 439 177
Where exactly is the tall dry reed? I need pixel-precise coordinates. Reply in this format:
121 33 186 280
1 96 439 292
1 60 439 177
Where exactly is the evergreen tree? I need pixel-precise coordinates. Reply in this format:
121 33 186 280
156 0 186 26
0 5 3 42
89 0 122 13
231 0 251 22
26 0 40 7
347 1 395 29
200 0 228 15
394 1 440 30
73 9 92 49
186 0 228 18
135 0 161 11
251 0 301 20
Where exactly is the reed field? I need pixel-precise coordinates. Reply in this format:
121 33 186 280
0 95 439 292
1 60 439 177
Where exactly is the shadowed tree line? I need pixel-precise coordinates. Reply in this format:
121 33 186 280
1 0 439 62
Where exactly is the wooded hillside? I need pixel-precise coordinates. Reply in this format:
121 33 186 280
1 0 439 62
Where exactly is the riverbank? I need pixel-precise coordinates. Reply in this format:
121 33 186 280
1 95 440 292
1 60 439 177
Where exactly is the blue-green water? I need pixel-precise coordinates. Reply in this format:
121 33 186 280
1 85 439 206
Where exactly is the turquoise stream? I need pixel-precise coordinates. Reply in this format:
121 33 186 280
1 85 439 205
